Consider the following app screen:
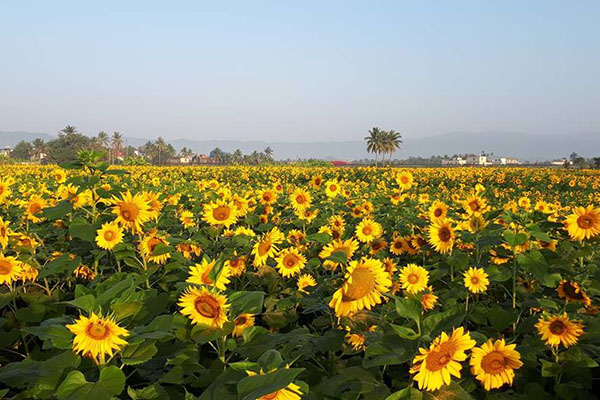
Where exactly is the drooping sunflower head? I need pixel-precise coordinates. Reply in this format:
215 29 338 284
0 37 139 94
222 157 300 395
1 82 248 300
66 312 129 364
400 264 429 294
535 312 584 348
297 274 317 294
470 339 523 391
329 258 392 317
225 255 247 277
178 286 229 329
557 280 591 307
463 267 489 294
463 194 488 216
25 195 47 223
565 205 600 241
232 313 255 337
95 221 124 251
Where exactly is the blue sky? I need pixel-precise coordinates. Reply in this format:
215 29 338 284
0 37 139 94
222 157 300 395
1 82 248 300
1 1 598 142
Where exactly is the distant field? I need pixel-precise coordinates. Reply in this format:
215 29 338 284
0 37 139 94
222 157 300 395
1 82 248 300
0 165 598 399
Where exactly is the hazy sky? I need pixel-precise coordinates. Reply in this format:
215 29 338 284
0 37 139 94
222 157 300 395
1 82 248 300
1 1 599 142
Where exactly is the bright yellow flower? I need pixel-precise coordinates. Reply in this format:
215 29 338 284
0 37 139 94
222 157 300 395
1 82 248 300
66 312 129 364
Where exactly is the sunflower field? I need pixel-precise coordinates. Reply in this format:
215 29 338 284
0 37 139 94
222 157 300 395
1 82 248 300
1 160 599 400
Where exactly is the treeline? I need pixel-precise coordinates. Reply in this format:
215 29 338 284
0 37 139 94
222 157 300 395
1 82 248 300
4 126 277 166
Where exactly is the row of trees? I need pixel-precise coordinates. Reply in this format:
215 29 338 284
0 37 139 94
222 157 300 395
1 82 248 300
8 126 276 166
364 127 402 166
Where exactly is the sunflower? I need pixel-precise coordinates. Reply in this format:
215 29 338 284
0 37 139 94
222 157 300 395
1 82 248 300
25 195 47 223
428 218 456 254
259 189 278 205
396 171 414 190
276 248 306 278
345 329 367 352
463 194 488 216
0 255 22 285
143 191 164 221
0 180 12 202
0 217 10 248
355 218 383 243
140 233 171 264
319 238 359 270
463 267 489 294
289 188 312 211
73 265 96 281
180 210 196 228
535 313 584 348
252 228 283 267
311 175 323 189
232 313 255 337
565 205 600 241
66 312 129 364
187 258 231 290
324 179 341 197
329 258 392 317
225 254 247 277
297 274 317 294
389 236 406 255
95 221 124 250
557 280 591 307
421 286 438 310
429 200 448 220
19 263 39 282
178 287 229 328
400 264 429 294
410 327 476 391
470 339 523 391
177 242 202 259
111 191 152 233
203 200 238 228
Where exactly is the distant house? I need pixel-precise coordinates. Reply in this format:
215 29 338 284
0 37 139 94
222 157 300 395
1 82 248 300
465 155 489 166
488 156 519 165
331 160 350 166
441 157 467 166
551 159 571 166
0 146 11 157
191 154 217 165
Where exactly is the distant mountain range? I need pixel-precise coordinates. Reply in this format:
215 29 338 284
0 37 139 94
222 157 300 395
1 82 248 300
1 130 598 162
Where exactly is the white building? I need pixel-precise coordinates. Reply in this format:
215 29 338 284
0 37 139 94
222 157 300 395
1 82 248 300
465 155 489 165
441 157 467 166
488 156 519 165
0 146 11 157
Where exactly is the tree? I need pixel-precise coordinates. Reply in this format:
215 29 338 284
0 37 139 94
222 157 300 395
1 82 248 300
61 125 78 135
382 130 402 163
111 132 124 164
31 138 46 161
364 127 385 167
45 132 94 164
11 140 33 160
210 148 225 164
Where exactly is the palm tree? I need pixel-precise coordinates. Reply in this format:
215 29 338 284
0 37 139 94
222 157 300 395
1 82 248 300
383 130 402 163
364 127 385 167
96 131 109 148
233 149 243 164
111 132 123 164
154 137 168 165
60 125 78 135
31 138 46 162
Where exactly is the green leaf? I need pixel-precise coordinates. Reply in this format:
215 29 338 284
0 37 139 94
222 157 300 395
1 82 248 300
503 229 528 247
42 200 73 220
237 368 304 400
517 250 547 279
422 382 474 399
69 217 97 242
327 251 347 264
121 340 158 365
389 325 419 340
394 297 422 324
38 254 77 279
127 383 168 399
488 304 518 331
258 349 284 371
306 233 332 244
56 366 126 400
24 324 73 349
228 291 265 316
64 294 97 312
386 387 422 400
